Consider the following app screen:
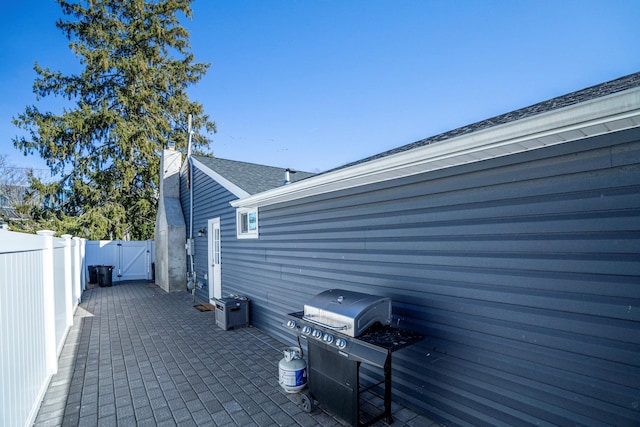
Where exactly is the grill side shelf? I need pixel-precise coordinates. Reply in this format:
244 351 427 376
357 323 424 352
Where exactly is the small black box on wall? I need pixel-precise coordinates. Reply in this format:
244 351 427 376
215 297 250 330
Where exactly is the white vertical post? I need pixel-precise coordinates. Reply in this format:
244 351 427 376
72 237 82 304
37 230 58 376
79 238 86 291
61 235 73 328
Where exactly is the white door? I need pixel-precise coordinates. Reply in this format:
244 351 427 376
208 218 222 301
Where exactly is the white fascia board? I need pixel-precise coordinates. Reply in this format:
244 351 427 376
179 156 188 174
191 157 250 199
231 87 640 208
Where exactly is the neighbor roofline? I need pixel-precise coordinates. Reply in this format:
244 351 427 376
231 86 640 208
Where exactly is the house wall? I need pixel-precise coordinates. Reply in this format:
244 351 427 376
180 163 238 301
220 128 640 426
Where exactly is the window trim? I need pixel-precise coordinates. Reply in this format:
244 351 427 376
236 207 259 239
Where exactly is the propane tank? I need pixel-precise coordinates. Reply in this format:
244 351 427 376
278 346 307 393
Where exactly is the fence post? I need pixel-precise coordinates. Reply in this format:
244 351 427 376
62 235 74 328
78 238 86 292
72 237 82 304
37 230 58 376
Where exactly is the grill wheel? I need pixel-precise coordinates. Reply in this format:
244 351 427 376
300 392 315 413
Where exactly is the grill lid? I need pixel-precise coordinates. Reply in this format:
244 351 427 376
303 289 391 337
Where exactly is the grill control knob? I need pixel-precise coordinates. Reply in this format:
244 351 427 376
335 338 347 349
322 334 334 344
312 329 323 340
301 326 312 335
286 320 297 329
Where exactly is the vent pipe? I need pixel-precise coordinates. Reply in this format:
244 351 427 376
284 168 297 185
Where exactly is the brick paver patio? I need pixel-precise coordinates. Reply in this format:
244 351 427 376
33 281 438 426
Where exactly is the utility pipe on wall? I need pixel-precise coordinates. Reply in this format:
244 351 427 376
187 114 196 289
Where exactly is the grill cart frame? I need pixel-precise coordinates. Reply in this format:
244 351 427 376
285 310 423 426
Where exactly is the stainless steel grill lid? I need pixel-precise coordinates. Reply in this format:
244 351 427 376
303 289 391 337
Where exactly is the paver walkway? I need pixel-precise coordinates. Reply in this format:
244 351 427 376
33 281 438 426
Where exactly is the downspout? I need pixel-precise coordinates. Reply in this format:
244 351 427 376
186 114 196 298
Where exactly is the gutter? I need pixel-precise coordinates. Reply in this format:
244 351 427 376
231 87 640 209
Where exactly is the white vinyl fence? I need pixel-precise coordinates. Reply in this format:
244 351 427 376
0 231 154 427
0 230 85 427
85 239 154 282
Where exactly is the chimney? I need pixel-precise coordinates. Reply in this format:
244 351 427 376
284 168 297 185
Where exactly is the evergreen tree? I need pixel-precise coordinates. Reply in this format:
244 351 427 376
12 0 215 239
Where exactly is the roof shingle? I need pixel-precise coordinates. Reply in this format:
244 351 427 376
192 155 315 195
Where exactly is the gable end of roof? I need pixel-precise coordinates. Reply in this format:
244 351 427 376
191 155 315 197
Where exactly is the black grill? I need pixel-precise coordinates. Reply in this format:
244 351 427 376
284 291 423 426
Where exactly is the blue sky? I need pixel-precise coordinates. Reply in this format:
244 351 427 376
1 0 639 175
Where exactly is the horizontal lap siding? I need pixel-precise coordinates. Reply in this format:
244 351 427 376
179 166 192 294
181 165 238 301
224 128 640 426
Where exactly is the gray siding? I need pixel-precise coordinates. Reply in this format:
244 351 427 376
221 128 640 426
180 163 238 301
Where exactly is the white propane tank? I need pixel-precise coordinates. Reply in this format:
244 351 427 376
278 346 307 393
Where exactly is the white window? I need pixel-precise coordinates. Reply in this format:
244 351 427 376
236 207 259 239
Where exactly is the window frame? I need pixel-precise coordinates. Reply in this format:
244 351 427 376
236 207 259 239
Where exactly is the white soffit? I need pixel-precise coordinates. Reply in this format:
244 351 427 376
231 87 640 208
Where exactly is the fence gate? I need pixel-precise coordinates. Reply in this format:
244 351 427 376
85 240 154 282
